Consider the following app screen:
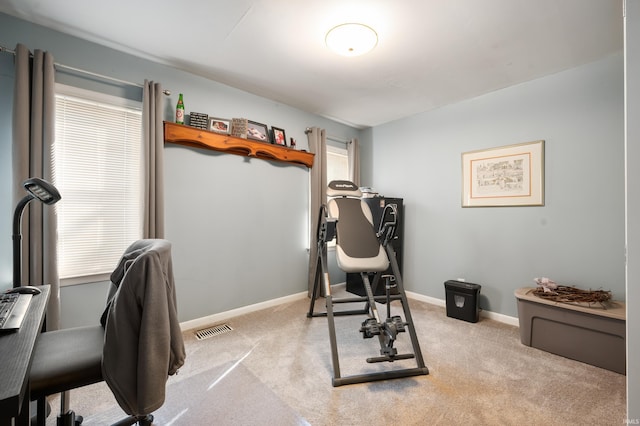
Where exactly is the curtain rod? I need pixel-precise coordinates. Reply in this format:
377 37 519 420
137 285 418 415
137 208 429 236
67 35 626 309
328 136 351 145
1 44 171 95
304 127 351 144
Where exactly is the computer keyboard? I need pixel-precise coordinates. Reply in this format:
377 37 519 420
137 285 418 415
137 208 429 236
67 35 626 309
0 292 32 331
0 293 17 326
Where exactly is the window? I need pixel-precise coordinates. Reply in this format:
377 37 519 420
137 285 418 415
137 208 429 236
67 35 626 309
54 85 142 284
326 144 349 185
325 144 349 248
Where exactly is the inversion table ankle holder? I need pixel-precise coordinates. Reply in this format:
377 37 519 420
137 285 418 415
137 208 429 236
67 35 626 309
308 180 429 386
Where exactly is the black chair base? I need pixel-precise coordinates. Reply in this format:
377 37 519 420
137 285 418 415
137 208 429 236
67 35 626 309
55 410 81 426
37 409 153 426
111 414 153 426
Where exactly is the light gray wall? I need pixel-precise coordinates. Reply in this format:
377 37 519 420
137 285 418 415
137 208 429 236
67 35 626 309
1 7 636 414
0 13 361 327
363 53 625 318
625 0 640 419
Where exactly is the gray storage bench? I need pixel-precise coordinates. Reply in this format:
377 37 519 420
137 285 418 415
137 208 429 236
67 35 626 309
515 287 626 374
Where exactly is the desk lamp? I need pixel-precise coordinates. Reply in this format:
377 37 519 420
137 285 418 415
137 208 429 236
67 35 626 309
12 177 61 288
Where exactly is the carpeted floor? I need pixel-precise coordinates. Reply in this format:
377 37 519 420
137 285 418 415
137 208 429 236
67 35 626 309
45 287 626 425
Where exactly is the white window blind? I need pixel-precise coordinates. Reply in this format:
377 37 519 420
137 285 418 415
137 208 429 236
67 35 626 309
325 144 349 248
54 86 142 283
326 144 349 185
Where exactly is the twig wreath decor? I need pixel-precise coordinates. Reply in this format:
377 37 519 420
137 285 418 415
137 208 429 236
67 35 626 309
531 277 612 307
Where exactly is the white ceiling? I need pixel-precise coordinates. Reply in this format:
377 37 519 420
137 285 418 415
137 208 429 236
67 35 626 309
0 0 624 128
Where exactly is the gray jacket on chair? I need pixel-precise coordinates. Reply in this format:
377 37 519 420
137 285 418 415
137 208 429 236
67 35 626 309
101 239 186 416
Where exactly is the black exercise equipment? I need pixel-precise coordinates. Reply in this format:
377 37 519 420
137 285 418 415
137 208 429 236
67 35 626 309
307 180 429 386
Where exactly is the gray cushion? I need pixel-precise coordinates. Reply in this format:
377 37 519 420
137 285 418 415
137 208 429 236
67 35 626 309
29 325 104 399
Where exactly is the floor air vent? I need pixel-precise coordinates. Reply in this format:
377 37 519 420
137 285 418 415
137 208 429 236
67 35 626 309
195 323 233 340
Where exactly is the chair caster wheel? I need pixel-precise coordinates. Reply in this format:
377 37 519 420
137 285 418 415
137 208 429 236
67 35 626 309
138 414 153 425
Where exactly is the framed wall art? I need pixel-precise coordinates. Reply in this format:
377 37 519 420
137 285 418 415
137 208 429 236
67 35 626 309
246 120 269 142
208 117 231 135
271 126 286 146
462 140 544 207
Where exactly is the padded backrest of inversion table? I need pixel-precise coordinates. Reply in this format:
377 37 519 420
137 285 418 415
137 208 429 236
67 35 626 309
327 180 389 273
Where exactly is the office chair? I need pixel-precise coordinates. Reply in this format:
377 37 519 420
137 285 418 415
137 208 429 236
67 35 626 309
29 239 186 426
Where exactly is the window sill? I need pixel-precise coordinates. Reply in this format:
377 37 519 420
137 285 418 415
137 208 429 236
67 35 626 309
61 273 111 287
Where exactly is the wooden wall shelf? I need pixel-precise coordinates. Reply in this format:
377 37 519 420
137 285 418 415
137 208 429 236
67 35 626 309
163 122 314 168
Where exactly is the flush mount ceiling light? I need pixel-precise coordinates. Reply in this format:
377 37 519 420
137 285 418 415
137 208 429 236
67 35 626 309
325 23 378 57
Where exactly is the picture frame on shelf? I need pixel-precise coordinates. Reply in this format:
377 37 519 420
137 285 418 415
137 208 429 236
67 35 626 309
246 120 269 142
461 140 544 207
231 118 248 138
271 127 287 146
208 117 231 135
189 112 209 130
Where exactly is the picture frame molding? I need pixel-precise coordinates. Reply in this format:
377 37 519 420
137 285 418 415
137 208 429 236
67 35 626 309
462 140 545 207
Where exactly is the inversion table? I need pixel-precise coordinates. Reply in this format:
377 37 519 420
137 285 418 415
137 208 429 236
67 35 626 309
308 180 429 386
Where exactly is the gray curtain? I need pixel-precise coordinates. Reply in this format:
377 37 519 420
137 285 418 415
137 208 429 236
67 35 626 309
348 137 360 186
142 80 165 238
12 44 60 330
306 127 327 297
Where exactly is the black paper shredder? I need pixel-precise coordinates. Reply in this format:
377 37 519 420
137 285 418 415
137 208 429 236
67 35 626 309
444 280 481 323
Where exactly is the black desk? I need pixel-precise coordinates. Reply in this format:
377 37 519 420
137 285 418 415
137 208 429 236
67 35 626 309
0 285 49 426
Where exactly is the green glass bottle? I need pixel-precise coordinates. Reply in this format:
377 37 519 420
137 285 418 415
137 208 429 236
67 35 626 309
175 93 185 125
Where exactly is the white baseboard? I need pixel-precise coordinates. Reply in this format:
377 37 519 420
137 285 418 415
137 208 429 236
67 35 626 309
406 290 520 327
179 291 309 332
481 309 520 326
181 286 519 331
405 290 446 307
